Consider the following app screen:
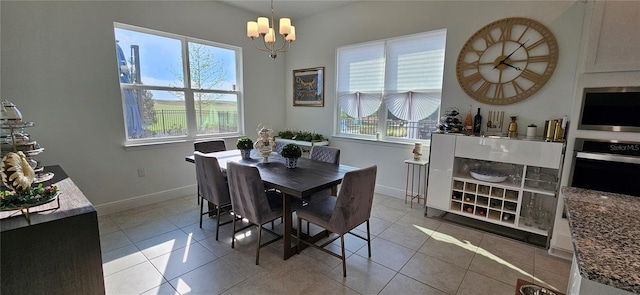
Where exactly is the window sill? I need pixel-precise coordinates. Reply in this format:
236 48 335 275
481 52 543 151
330 134 430 148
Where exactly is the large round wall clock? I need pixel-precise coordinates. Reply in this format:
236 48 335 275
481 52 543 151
456 17 558 105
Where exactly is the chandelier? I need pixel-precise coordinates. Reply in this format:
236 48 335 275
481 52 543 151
246 0 296 59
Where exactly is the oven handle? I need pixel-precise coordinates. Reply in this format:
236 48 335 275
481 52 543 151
576 151 640 165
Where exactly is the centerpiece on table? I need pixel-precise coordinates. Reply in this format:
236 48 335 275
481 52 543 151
1 151 59 224
236 137 254 160
254 123 276 163
281 143 302 168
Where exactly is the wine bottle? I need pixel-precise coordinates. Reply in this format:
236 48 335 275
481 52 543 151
473 108 482 135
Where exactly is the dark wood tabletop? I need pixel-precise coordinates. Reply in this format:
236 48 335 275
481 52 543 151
186 150 358 259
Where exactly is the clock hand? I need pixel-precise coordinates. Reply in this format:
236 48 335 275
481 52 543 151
502 62 522 71
493 60 522 71
503 40 528 60
494 40 528 69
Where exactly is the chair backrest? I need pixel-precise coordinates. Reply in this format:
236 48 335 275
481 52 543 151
273 141 286 154
194 140 227 153
194 152 231 206
329 165 377 234
310 145 341 164
226 161 278 224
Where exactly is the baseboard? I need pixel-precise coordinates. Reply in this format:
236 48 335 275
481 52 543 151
96 183 405 216
375 184 404 199
548 247 573 261
95 185 197 216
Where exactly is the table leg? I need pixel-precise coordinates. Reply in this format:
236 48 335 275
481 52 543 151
405 163 410 204
282 193 294 259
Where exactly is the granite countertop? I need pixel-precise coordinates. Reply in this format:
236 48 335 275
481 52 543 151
562 187 640 293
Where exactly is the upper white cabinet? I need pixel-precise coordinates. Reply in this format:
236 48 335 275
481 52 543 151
585 1 640 73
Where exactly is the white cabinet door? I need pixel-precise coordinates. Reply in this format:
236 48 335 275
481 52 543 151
426 134 456 210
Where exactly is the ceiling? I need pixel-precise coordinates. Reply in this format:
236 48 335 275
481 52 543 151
218 0 360 20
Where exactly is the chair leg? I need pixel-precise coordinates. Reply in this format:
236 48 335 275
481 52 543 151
297 218 302 254
271 220 274 230
232 214 236 249
340 235 347 277
256 224 262 265
199 198 204 228
215 205 221 241
306 220 310 235
366 220 372 257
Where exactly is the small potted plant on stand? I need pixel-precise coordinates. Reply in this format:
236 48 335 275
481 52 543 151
281 143 302 168
236 137 254 160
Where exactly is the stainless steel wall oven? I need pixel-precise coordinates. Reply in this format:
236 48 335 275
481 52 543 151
570 138 640 197
578 87 640 132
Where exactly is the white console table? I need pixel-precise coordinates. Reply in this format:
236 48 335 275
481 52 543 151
426 133 565 247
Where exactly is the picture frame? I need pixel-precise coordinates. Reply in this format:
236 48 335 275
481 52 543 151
293 67 324 107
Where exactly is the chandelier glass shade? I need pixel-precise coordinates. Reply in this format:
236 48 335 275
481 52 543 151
246 0 295 59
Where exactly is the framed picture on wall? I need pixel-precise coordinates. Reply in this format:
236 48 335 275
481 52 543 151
293 67 324 107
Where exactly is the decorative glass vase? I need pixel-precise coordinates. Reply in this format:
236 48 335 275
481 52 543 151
284 157 298 169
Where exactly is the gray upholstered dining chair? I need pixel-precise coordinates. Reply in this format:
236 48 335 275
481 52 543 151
194 140 227 205
309 145 341 164
193 152 235 240
296 165 377 277
194 140 226 153
226 161 284 265
308 145 341 198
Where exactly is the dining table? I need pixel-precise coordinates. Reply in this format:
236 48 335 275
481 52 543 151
185 149 358 259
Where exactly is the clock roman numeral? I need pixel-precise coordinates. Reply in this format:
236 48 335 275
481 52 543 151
519 69 543 82
460 61 479 70
463 72 483 85
475 81 491 98
478 31 496 47
526 39 546 51
494 83 505 99
528 55 551 63
512 80 525 95
498 23 512 42
516 27 530 43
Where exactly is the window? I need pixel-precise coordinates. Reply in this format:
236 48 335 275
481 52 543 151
336 29 446 141
114 23 242 145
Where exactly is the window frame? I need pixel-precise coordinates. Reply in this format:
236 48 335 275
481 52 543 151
114 22 244 147
334 29 446 143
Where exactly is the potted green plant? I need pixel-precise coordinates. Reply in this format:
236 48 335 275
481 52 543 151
281 143 302 168
236 137 254 160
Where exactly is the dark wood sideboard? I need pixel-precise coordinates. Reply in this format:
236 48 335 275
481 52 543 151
1 165 105 294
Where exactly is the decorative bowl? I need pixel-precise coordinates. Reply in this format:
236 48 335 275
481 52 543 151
519 285 557 295
470 169 508 183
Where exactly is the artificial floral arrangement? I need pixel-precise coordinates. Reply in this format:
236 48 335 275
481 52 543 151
277 129 324 142
1 151 58 209
1 183 58 209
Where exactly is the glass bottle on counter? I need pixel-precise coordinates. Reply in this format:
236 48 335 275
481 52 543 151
473 108 482 136
464 105 473 135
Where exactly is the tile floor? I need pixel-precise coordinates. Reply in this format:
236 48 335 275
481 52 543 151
99 194 571 295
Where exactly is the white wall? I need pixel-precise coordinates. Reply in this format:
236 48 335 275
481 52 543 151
284 1 586 198
1 1 588 213
0 1 287 212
